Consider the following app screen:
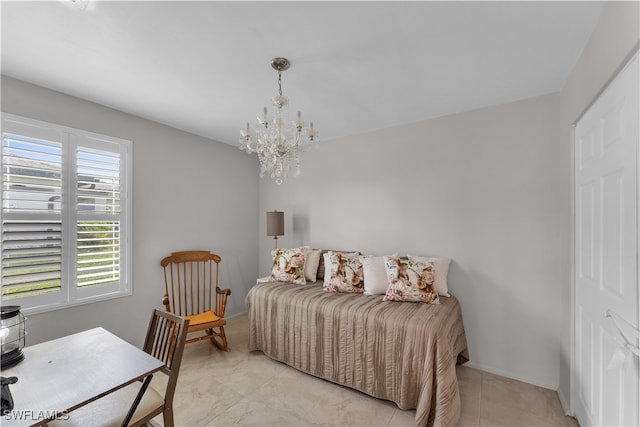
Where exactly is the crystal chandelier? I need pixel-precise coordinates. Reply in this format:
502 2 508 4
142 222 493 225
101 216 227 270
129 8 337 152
239 57 317 185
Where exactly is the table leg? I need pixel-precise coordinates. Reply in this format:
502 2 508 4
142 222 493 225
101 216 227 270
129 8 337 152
120 374 153 427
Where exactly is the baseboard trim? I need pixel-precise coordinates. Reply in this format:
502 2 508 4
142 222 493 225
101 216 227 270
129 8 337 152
227 310 247 320
557 388 573 416
463 361 558 391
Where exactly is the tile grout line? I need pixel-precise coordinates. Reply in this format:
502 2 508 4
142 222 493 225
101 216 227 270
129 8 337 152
477 371 484 426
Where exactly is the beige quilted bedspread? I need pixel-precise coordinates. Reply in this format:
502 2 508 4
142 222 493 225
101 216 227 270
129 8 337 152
246 281 469 427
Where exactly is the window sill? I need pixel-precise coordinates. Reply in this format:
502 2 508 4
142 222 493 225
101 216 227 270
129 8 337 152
20 290 133 317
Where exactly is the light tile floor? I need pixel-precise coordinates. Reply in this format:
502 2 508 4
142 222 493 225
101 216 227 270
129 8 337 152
156 314 578 427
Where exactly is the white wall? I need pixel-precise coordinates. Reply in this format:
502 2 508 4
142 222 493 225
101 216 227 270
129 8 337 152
557 0 640 413
259 93 562 389
1 76 260 347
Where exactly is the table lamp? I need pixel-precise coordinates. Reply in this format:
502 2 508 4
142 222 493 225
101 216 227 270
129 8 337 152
266 211 284 249
1 306 26 368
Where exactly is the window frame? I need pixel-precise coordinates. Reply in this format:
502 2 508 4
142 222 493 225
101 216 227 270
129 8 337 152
1 113 133 315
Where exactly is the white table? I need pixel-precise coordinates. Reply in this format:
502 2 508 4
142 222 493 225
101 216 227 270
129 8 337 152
1 327 164 426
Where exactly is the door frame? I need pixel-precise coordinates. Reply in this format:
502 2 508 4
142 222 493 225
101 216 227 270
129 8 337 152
570 47 640 418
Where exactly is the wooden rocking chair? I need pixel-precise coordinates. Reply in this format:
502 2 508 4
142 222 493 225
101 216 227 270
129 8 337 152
160 250 231 352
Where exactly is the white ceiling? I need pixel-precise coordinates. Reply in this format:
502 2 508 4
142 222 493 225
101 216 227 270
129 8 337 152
1 1 605 146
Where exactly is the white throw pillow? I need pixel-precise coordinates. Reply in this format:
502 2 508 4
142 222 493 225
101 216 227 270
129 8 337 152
322 252 332 285
304 249 322 282
407 254 451 297
362 254 398 295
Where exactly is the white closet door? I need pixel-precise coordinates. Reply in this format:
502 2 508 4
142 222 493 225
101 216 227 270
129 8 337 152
574 53 639 427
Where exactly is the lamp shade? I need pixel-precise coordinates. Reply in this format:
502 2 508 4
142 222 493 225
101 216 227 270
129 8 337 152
266 211 284 237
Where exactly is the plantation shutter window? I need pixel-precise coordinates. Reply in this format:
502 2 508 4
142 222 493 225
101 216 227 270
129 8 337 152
1 114 132 313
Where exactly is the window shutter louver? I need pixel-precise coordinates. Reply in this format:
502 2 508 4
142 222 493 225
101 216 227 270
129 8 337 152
76 145 122 289
76 221 121 287
76 146 121 214
1 220 63 298
2 134 64 299
2 134 63 212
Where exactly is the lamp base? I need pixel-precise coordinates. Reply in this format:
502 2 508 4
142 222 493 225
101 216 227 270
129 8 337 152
1 348 24 368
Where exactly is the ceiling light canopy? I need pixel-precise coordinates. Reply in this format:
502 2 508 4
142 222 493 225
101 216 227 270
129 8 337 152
239 57 317 185
70 0 89 10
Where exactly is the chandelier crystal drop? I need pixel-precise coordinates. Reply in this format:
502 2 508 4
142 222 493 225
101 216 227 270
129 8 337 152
239 57 317 185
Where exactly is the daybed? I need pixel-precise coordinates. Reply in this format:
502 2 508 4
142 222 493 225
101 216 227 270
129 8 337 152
246 265 469 427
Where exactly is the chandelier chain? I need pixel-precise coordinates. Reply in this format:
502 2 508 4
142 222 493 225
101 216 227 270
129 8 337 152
278 71 283 97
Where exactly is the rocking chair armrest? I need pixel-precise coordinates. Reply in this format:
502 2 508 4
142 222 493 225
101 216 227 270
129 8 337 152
216 287 231 296
214 287 231 318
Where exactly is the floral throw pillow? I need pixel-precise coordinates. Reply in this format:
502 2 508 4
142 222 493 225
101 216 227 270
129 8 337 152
407 254 451 297
383 257 440 304
323 252 364 293
270 247 307 285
